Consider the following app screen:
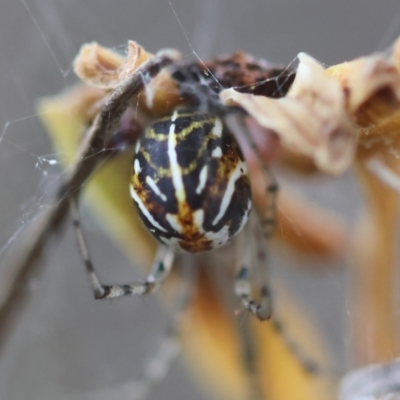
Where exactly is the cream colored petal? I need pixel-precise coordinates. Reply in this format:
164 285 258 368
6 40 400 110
221 53 356 175
326 55 400 128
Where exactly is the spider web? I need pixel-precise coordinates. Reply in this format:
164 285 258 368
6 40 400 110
0 0 400 399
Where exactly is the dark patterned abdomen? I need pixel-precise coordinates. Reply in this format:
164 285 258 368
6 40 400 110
130 109 251 253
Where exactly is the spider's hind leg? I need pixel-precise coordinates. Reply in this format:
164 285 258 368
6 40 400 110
226 113 321 375
221 111 276 321
234 214 273 321
70 196 175 299
233 147 277 322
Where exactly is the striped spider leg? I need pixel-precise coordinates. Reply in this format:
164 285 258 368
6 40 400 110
70 196 175 299
233 214 273 400
221 111 277 321
70 259 196 400
234 212 273 321
226 112 321 375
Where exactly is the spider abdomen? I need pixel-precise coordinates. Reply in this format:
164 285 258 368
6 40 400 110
130 109 251 253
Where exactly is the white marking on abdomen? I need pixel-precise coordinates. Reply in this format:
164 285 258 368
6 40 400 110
196 165 208 194
166 213 182 233
212 161 245 226
211 147 222 158
134 159 142 175
212 118 223 137
129 185 167 232
168 123 186 202
237 199 251 234
193 209 205 231
146 176 167 201
171 110 178 122
205 225 230 247
135 140 141 154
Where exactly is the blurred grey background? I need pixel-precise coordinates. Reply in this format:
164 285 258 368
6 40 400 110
0 0 399 399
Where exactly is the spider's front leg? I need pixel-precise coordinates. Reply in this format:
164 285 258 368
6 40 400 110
70 196 175 299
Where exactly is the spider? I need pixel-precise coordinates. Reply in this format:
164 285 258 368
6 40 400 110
65 48 317 398
70 51 294 320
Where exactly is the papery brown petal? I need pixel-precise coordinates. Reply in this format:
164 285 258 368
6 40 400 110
74 40 153 90
326 56 400 129
221 53 357 175
74 40 182 117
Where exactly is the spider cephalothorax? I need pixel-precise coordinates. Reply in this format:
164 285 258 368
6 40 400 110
171 51 295 109
130 108 251 252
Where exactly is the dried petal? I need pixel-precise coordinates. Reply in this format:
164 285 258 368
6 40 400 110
221 53 357 175
74 40 153 90
326 55 400 129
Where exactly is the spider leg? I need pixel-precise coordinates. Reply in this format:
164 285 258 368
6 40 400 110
234 217 272 321
70 196 175 299
233 217 272 398
235 165 277 320
228 114 276 321
226 113 321 374
251 171 322 375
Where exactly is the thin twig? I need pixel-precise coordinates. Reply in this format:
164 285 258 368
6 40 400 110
0 49 181 355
